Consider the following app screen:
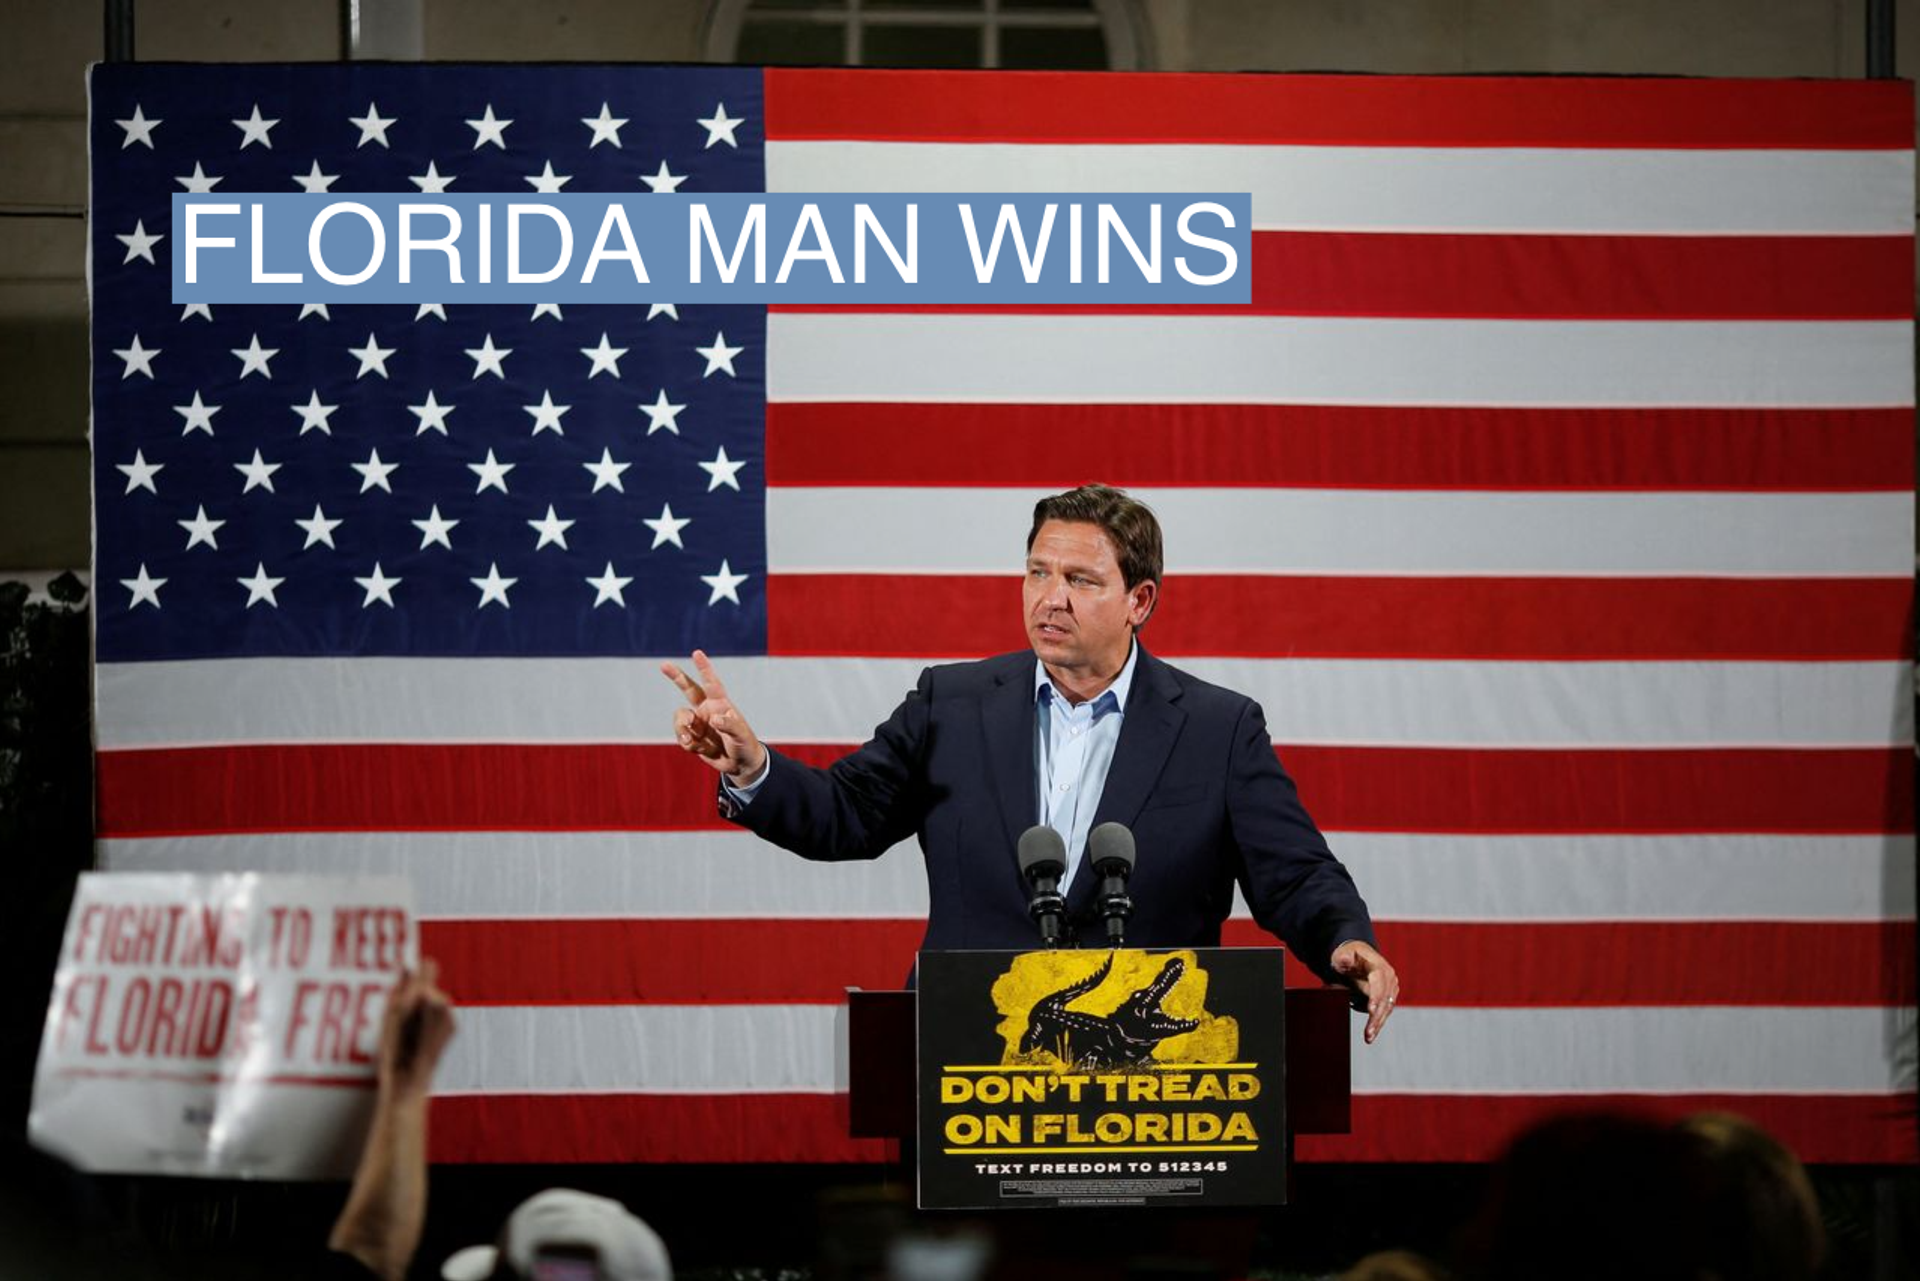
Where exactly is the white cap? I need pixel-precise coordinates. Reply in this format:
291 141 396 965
442 1188 672 1281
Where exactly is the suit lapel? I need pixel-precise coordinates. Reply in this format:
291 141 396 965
982 657 1038 864
1069 647 1186 915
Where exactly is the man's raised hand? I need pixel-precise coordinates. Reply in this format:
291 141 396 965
661 649 767 784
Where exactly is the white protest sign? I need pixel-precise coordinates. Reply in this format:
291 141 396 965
29 872 414 1180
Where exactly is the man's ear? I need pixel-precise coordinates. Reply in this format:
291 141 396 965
1130 578 1157 628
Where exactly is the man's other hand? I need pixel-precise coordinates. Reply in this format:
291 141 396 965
1331 940 1399 1045
661 649 767 784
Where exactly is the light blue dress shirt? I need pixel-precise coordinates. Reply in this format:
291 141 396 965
1034 641 1137 891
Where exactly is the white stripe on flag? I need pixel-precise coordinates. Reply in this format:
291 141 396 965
427 1004 1913 1095
433 1004 847 1094
766 315 1914 408
767 489 1914 577
765 142 1916 235
93 657 1913 748
99 831 1916 924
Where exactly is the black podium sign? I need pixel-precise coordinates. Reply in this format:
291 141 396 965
916 947 1287 1210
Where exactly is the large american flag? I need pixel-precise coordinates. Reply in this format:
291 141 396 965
90 65 1915 1164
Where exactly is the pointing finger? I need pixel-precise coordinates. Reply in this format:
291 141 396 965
691 649 729 698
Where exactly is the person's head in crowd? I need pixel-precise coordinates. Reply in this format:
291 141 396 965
1679 1111 1825 1281
441 1188 673 1281
1454 1109 1722 1281
1342 1248 1451 1281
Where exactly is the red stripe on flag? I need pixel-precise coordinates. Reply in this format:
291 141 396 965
774 233 1915 320
96 745 1914 837
764 404 1915 492
1244 920 1916 1008
764 69 1914 149
1297 1093 1920 1164
423 918 1914 1008
766 575 1915 661
425 1091 1915 1164
1258 745 1916 837
429 1092 890 1164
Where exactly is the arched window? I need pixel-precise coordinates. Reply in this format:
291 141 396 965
705 0 1146 71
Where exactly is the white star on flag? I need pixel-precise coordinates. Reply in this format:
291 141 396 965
700 445 746 492
348 332 397 378
583 103 628 148
644 502 690 549
529 505 576 550
116 105 160 149
238 563 285 608
353 448 398 493
235 448 281 494
176 161 221 192
641 160 686 193
466 104 512 149
696 331 743 377
114 334 159 379
646 303 679 321
356 563 401 607
586 562 633 607
416 303 448 321
409 391 455 435
701 560 748 605
117 220 162 265
293 160 339 192
232 333 278 379
531 303 564 321
298 303 331 321
295 504 344 549
412 505 459 550
697 102 744 149
641 389 685 434
465 334 510 379
233 104 279 149
469 449 515 494
120 565 165 608
583 447 631 493
181 303 213 321
471 563 517 608
178 505 224 551
350 102 396 148
410 161 455 192
523 390 571 435
117 450 163 494
292 390 338 435
526 161 571 192
581 333 628 378
175 391 221 436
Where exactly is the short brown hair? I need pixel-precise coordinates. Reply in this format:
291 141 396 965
1027 483 1163 607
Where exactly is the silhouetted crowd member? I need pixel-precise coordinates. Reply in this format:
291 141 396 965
1681 1111 1826 1281
1452 1110 1724 1281
1429 1107 1834 1281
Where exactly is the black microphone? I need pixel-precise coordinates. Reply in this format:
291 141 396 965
1017 825 1068 948
1088 822 1136 945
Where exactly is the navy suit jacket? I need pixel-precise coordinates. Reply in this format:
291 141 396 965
728 646 1377 980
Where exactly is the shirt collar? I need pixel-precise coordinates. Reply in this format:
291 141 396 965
1035 639 1138 714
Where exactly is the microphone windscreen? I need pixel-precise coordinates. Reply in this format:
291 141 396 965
1088 822 1136 873
1017 824 1067 878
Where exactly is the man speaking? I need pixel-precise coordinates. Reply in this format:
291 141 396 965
663 484 1400 1044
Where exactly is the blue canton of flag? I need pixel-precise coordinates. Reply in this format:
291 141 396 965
91 64 768 659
